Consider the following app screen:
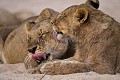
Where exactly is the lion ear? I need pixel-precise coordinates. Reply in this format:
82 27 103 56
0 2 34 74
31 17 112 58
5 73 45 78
73 8 88 26
85 0 99 9
24 21 36 33
35 8 59 22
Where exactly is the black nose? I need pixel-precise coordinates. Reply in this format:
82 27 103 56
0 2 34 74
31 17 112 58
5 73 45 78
28 46 37 54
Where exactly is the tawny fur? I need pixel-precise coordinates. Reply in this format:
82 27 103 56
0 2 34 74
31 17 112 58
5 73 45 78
2 8 60 64
1 0 120 75
24 27 71 73
40 0 120 74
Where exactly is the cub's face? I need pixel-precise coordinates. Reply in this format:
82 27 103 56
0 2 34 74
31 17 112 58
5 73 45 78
25 19 53 51
26 18 64 54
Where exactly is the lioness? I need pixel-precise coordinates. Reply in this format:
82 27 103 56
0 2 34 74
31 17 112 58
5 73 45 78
2 8 69 64
40 0 120 74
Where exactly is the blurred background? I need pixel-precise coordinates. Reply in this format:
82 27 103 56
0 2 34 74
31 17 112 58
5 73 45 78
0 0 120 22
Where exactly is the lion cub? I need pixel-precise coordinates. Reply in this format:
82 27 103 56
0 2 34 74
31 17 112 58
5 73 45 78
24 26 70 73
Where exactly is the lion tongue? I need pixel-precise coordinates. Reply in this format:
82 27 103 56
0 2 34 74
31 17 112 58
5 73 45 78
31 53 46 61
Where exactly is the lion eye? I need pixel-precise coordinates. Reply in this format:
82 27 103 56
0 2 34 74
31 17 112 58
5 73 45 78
29 21 36 24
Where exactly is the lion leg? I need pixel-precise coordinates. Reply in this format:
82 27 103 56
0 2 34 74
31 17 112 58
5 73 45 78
40 60 90 75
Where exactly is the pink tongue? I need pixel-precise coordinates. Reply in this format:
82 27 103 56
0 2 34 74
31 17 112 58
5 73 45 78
32 53 46 61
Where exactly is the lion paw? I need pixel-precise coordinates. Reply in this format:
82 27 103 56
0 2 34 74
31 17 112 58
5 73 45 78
27 68 41 74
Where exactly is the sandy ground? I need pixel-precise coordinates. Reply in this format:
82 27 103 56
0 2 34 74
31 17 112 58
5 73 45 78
0 63 120 80
0 0 120 80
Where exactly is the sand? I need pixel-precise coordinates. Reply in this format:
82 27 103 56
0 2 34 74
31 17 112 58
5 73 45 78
0 63 120 80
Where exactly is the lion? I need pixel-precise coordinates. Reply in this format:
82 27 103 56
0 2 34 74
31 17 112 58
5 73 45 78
24 26 73 73
1 8 60 64
0 8 20 63
39 0 120 74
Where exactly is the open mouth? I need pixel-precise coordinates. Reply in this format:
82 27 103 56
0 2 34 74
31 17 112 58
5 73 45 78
28 46 50 64
31 52 50 64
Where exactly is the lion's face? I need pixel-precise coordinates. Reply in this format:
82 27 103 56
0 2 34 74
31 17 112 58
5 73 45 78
24 8 60 51
25 20 52 51
26 19 63 54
